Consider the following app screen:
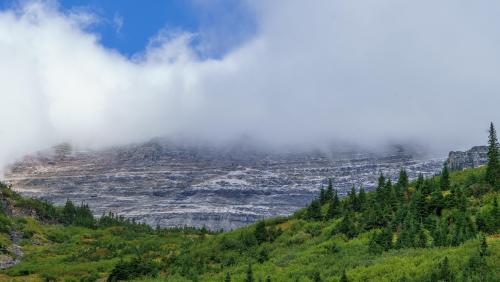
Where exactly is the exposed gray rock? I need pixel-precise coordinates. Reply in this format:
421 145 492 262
0 230 23 269
446 146 488 170
4 141 444 230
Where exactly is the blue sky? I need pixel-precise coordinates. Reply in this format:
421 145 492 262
1 0 256 58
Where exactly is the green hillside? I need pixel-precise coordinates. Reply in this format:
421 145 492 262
0 125 498 281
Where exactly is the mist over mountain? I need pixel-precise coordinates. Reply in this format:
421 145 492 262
1 0 499 171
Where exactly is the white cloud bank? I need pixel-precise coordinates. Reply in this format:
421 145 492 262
1 0 500 169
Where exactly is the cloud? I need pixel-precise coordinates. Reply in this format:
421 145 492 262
1 0 500 171
112 13 123 34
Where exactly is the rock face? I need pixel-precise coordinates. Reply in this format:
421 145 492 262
4 141 444 230
446 146 488 170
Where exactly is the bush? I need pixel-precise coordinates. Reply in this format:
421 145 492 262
107 257 159 281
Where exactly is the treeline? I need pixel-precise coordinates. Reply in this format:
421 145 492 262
0 183 213 236
303 123 499 247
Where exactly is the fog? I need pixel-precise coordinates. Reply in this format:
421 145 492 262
1 0 499 171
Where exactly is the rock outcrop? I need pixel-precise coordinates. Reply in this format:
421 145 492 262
446 146 488 170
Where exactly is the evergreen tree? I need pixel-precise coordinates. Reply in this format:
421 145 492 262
369 226 393 253
61 199 76 225
416 173 424 191
479 233 488 257
486 122 499 188
254 221 267 244
265 276 271 282
312 272 322 282
430 190 445 216
437 257 454 282
325 178 334 201
337 212 356 239
378 173 386 189
306 199 322 221
492 197 500 231
396 169 409 201
245 262 254 282
385 179 396 209
431 218 449 247
340 270 349 282
440 164 450 191
319 187 326 205
225 273 231 282
326 191 341 219
348 186 358 211
416 225 427 248
358 186 367 210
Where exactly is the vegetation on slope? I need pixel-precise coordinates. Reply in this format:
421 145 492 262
0 123 498 281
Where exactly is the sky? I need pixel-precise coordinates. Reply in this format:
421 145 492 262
0 0 499 170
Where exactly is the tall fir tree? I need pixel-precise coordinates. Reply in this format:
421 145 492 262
225 273 231 282
319 187 326 204
326 190 341 219
348 186 358 211
306 199 322 221
254 221 267 244
396 169 409 201
440 164 450 191
480 233 488 257
437 256 454 282
358 186 367 210
312 272 322 282
416 173 424 191
378 173 386 189
340 270 349 282
485 122 499 188
245 262 254 282
337 211 357 238
325 178 334 201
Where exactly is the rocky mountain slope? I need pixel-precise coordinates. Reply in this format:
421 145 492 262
4 141 444 230
446 146 488 170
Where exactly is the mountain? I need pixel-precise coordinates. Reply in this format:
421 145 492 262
446 146 488 170
0 165 498 281
4 141 443 230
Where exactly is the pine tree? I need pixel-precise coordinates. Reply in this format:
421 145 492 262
416 173 424 191
312 272 322 282
358 186 367 210
440 164 450 191
319 187 326 205
376 173 386 203
485 122 499 188
326 191 341 219
340 270 349 282
492 197 500 231
410 190 426 222
416 225 427 248
225 273 231 282
306 199 322 221
396 169 409 201
325 178 334 201
62 199 76 225
245 262 254 282
378 173 386 189
479 233 488 257
384 179 395 207
348 186 358 211
254 221 267 244
337 211 356 239
437 256 454 282
265 276 271 282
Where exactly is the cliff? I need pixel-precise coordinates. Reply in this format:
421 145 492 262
446 146 488 170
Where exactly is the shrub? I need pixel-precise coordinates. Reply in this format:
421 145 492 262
107 257 159 281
